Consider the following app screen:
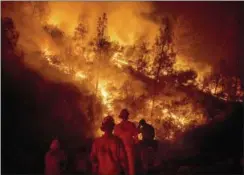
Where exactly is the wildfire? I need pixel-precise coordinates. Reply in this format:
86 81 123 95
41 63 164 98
5 2 243 141
40 41 236 140
38 14 242 140
142 98 206 140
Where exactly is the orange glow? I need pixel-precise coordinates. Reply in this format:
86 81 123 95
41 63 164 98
98 81 113 112
47 16 60 27
5 2 243 140
75 71 87 80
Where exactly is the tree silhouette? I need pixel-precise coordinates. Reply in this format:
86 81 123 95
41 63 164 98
94 13 110 94
89 13 111 121
135 41 150 74
151 17 176 117
73 22 88 57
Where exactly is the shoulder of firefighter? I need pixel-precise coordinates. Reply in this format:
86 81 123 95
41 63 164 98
114 121 139 144
90 135 128 175
141 123 155 139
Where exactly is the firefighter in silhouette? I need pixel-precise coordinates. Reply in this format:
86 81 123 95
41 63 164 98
114 109 138 175
137 119 160 174
45 139 66 175
90 116 128 175
138 119 155 141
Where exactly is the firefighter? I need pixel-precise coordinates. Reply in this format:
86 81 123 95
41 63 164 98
114 109 138 175
138 119 155 141
137 119 160 174
45 139 66 175
90 116 128 175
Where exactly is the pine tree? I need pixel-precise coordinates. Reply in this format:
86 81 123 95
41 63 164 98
135 41 150 74
73 22 88 56
94 13 110 95
90 13 111 120
151 17 176 117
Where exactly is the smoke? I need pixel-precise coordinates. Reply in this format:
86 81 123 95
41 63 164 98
2 2 159 77
2 2 56 53
3 2 240 79
47 2 159 46
1 2 209 81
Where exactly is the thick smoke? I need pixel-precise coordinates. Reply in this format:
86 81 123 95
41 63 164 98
2 2 159 80
3 2 241 80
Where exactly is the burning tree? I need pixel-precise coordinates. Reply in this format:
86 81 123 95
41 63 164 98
134 42 150 74
200 56 244 102
89 13 114 127
3 2 243 141
151 17 176 117
93 13 110 94
73 24 87 54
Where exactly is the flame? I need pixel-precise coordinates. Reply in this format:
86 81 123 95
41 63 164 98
42 47 52 56
38 72 240 140
111 52 129 68
4 2 243 141
98 81 113 113
75 71 87 80
47 17 60 27
38 14 242 140
143 98 206 140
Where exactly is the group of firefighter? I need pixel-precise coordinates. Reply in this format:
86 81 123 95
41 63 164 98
45 109 162 175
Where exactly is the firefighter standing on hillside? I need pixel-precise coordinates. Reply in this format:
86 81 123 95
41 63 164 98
45 139 66 175
137 119 161 174
138 119 155 141
90 116 128 175
114 109 139 175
